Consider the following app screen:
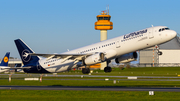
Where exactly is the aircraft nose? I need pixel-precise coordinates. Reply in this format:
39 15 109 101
170 30 177 38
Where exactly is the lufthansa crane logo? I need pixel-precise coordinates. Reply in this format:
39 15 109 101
3 56 8 63
21 49 31 62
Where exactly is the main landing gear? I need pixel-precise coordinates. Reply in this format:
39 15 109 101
104 66 112 73
82 60 112 74
82 68 90 74
104 60 112 73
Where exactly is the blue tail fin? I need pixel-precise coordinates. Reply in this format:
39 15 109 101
14 39 39 66
0 52 10 66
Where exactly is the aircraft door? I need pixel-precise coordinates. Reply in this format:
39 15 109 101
149 27 154 39
116 40 120 48
77 50 80 54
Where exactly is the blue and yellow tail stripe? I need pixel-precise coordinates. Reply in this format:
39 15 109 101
0 52 10 66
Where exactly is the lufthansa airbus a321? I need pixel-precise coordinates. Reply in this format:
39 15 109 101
14 26 177 74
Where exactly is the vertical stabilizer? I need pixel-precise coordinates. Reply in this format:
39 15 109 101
14 39 39 66
0 52 10 66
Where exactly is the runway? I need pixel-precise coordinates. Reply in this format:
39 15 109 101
1 86 180 92
1 74 180 81
2 74 180 79
1 74 180 91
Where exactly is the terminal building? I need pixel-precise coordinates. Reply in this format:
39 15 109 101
139 34 180 67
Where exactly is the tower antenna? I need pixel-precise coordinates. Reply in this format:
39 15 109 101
107 5 109 15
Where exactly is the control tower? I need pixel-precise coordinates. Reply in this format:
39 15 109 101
95 9 113 41
90 8 113 71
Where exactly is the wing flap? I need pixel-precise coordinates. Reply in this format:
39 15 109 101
29 53 93 60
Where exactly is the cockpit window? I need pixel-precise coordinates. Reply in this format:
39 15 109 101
97 17 111 20
97 17 104 20
159 27 170 32
165 28 170 30
104 17 111 20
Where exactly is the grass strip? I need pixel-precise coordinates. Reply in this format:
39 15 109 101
1 90 180 101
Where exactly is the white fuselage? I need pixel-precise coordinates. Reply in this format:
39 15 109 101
0 66 10 73
38 26 177 73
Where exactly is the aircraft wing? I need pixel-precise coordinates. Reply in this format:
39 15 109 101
0 66 31 73
0 66 31 69
29 53 93 60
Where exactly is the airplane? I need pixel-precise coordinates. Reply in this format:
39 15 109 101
0 52 11 73
14 26 177 74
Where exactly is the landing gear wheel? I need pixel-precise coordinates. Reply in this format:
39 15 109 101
104 66 112 73
82 68 90 74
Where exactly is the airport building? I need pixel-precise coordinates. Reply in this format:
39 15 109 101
139 34 180 67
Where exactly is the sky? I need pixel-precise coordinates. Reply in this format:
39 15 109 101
0 0 180 59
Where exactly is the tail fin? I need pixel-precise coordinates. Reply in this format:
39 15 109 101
0 52 10 66
14 39 39 66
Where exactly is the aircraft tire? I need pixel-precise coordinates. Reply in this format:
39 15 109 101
104 66 112 73
82 68 90 74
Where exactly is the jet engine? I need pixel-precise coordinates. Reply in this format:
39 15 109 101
158 51 162 55
83 53 105 65
115 52 138 63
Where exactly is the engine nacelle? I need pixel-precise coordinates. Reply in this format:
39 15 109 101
158 51 162 55
115 52 138 63
84 53 105 65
